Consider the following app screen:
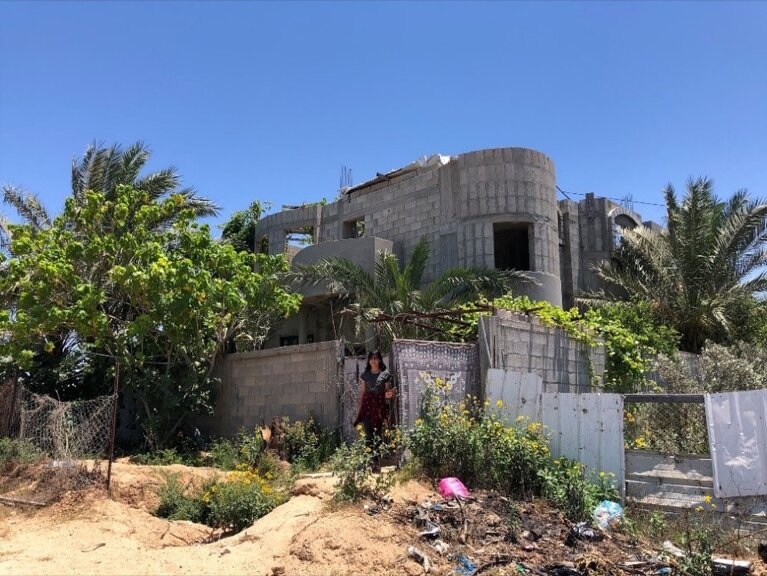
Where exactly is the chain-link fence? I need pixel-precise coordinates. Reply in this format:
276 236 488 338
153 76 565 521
624 393 709 455
17 387 116 462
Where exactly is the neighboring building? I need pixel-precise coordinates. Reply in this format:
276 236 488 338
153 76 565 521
255 147 654 348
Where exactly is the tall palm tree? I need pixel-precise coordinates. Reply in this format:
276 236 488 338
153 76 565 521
296 236 532 345
1 141 218 245
583 178 767 352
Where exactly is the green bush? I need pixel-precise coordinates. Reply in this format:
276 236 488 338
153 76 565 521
155 474 208 523
155 466 282 533
407 376 550 498
0 437 46 469
131 448 188 466
408 376 620 522
539 458 619 522
207 428 265 470
284 418 340 471
205 469 280 532
329 431 396 502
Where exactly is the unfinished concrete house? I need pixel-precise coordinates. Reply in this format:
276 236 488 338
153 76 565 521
254 146 654 348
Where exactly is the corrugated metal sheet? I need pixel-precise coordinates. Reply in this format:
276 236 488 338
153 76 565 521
705 390 767 498
543 393 625 494
486 368 543 422
485 369 624 493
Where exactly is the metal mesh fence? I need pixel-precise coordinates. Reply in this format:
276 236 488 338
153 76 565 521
624 394 709 455
18 388 116 461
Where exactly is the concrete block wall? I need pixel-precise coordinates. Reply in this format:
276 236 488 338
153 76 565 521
254 147 564 306
209 340 344 437
479 311 604 394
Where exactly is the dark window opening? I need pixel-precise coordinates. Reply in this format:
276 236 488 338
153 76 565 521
494 223 531 271
279 335 299 347
343 218 365 239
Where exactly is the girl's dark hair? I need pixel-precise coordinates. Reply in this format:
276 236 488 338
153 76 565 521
365 349 387 372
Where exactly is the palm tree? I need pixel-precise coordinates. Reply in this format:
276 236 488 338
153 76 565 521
583 178 767 352
1 141 218 245
296 236 532 346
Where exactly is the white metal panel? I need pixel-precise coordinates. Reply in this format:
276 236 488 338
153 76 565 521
542 393 625 494
485 368 542 424
705 391 767 498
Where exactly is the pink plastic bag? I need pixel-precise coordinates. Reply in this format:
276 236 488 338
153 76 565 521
438 477 469 499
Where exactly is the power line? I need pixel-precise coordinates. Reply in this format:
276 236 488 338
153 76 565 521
556 186 666 208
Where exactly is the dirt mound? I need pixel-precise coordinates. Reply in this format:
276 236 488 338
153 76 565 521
2 463 766 576
0 461 104 505
106 459 223 512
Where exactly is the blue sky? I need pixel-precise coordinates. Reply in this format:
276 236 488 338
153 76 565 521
1 1 765 228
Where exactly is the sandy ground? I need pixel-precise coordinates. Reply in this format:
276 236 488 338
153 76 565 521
1 461 765 576
0 462 429 576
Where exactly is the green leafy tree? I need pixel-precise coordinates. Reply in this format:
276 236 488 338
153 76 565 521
0 142 223 403
220 201 267 252
584 178 767 352
296 236 531 347
0 185 300 447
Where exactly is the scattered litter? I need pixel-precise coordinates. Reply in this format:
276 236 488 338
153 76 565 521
592 500 623 529
418 521 441 538
451 553 476 575
661 540 685 558
439 477 470 499
655 568 672 576
522 529 541 542
564 522 603 547
521 543 537 552
544 563 584 576
431 539 450 555
363 504 380 516
80 542 106 553
711 558 752 576
408 545 431 573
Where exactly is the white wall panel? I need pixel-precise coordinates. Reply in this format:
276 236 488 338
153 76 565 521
706 391 767 498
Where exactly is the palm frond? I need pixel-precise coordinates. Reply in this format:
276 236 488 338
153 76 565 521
2 185 52 231
403 237 430 289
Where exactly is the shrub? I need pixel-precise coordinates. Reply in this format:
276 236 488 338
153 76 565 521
155 474 208 523
407 375 550 497
202 429 266 470
204 467 281 532
131 448 187 466
539 458 619 522
284 417 340 471
329 430 396 502
408 374 620 522
0 437 46 469
155 466 282 533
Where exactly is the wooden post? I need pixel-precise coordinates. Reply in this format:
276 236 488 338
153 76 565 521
106 362 119 494
6 370 18 436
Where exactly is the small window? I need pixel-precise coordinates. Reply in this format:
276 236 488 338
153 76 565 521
494 223 531 271
343 218 365 239
279 335 299 347
285 226 314 249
